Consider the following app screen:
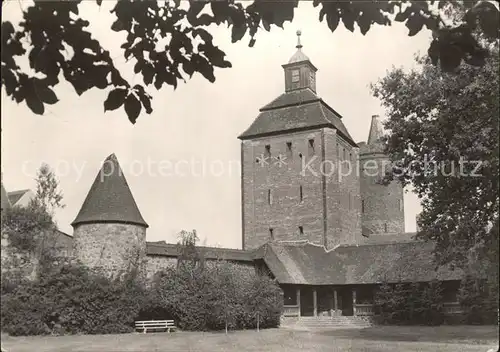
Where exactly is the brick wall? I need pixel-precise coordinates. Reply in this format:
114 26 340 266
359 153 405 236
242 127 362 250
72 223 147 278
242 130 325 250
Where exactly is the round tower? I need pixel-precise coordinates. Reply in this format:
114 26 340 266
71 153 148 278
359 115 405 236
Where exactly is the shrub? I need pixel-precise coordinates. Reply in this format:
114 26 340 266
374 280 444 325
1 263 150 336
150 261 282 332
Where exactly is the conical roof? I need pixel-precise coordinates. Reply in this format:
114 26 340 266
71 154 148 228
367 114 384 145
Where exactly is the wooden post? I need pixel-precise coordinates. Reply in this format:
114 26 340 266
352 288 357 316
313 288 317 317
296 287 301 318
334 289 338 315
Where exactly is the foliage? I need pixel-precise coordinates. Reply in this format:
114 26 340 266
150 261 282 332
374 281 444 325
176 229 205 270
1 205 55 253
371 44 499 269
2 0 498 123
1 263 150 336
29 163 65 216
457 275 499 324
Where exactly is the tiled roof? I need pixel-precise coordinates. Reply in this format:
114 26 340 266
71 153 148 228
360 115 386 155
238 89 356 146
146 241 254 262
254 239 461 285
7 189 31 206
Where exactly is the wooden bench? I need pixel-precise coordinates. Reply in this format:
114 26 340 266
135 320 176 333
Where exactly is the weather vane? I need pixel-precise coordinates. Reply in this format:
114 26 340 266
296 30 302 49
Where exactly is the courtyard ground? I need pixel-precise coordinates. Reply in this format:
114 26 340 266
1 325 498 352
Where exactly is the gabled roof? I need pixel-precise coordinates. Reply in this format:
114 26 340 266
1 182 11 210
253 240 462 285
238 88 356 146
71 153 148 228
7 189 31 206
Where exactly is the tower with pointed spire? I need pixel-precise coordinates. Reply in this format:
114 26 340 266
358 115 405 236
71 153 148 278
239 31 362 250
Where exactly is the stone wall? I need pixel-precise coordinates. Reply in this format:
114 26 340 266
72 223 147 278
145 254 256 279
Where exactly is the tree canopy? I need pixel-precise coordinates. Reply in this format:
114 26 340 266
371 44 498 271
2 0 499 123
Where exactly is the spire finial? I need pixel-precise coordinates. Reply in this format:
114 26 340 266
296 30 302 49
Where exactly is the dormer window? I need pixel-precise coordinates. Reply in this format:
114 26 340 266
291 69 300 83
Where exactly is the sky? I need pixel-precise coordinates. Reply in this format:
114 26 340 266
1 1 431 249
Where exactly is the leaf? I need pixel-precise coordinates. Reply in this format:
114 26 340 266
124 93 142 124
231 24 247 43
357 13 371 35
406 14 424 36
25 80 44 115
34 80 58 105
111 20 126 32
341 8 357 32
249 38 256 48
104 88 128 112
395 7 412 22
326 11 340 32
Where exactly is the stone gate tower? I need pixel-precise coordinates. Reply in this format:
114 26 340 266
71 153 148 278
359 115 405 236
239 31 362 250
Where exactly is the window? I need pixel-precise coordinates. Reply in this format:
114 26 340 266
268 189 272 205
265 145 271 158
399 199 403 211
286 142 292 157
299 226 304 235
299 152 303 159
299 185 303 202
292 69 300 83
343 147 346 160
337 143 340 159
384 223 388 233
308 139 315 156
269 228 274 240
362 199 365 213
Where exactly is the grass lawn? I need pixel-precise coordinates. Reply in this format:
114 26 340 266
1 325 498 352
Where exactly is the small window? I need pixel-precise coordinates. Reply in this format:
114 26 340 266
362 199 365 213
384 223 388 233
269 228 274 240
337 143 340 159
292 69 300 83
299 185 303 202
286 142 292 157
299 153 303 159
268 189 272 205
343 148 346 160
309 71 315 85
399 199 403 211
265 145 271 158
308 139 315 156
299 226 304 235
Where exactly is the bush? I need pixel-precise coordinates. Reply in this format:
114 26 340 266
374 280 444 325
150 261 282 332
1 263 150 336
458 275 498 325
